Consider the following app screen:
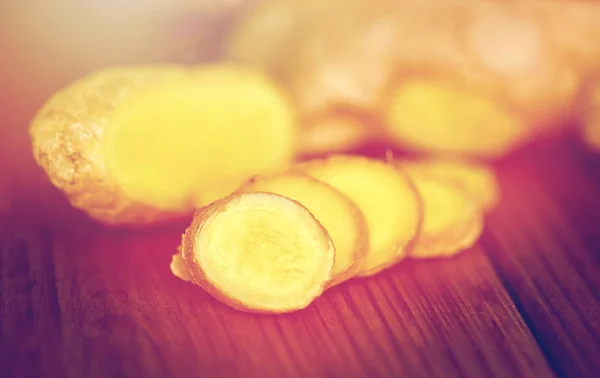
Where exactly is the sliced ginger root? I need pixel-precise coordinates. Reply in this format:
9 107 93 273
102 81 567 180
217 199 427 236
103 64 298 213
388 0 588 134
239 173 367 286
29 65 190 226
403 157 500 212
28 62 301 228
402 169 484 258
298 155 421 277
176 192 334 313
30 64 297 225
384 79 532 159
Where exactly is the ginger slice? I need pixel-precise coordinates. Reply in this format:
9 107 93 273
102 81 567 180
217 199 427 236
384 79 531 159
403 170 484 259
298 155 421 276
299 115 379 157
103 64 298 212
177 192 334 313
403 158 500 212
239 173 367 286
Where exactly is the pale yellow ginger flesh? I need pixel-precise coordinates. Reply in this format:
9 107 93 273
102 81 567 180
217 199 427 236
224 0 600 130
298 156 421 276
29 65 194 226
403 158 500 211
239 173 367 286
178 192 334 313
384 79 531 158
404 171 484 258
103 65 298 212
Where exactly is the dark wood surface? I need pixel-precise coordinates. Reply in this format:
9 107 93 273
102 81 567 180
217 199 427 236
1 135 599 378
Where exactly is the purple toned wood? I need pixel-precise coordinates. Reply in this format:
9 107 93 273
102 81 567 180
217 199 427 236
3 142 586 378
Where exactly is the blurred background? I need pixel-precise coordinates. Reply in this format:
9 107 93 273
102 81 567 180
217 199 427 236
2 0 600 215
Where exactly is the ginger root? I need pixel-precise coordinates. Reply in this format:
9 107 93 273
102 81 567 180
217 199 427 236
239 173 367 285
298 155 422 276
173 192 334 313
403 157 500 212
225 0 397 116
402 169 484 258
225 0 600 158
30 64 298 226
170 156 497 312
383 79 531 159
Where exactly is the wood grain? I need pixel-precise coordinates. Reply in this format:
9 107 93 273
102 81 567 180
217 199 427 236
0 171 558 377
0 219 553 378
482 140 600 378
2 137 600 378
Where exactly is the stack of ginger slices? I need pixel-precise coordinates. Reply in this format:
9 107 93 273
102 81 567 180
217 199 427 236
28 63 502 315
171 155 500 313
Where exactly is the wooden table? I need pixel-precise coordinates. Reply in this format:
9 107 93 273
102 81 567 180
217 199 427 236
1 132 599 378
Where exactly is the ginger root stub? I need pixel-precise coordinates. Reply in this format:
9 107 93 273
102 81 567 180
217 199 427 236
30 64 298 226
298 155 422 276
239 173 367 286
174 192 335 313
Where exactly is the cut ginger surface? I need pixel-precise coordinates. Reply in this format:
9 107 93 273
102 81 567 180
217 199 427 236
239 173 367 286
103 64 298 212
403 158 500 212
384 79 530 159
175 192 334 313
29 65 188 225
298 155 421 276
403 170 484 258
30 63 298 226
